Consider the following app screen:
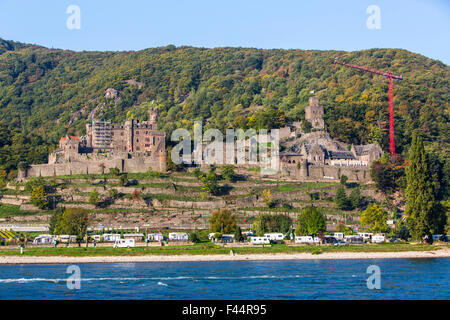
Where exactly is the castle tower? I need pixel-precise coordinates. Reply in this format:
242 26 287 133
149 108 158 130
305 96 325 130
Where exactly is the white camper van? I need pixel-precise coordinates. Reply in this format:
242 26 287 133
113 239 135 248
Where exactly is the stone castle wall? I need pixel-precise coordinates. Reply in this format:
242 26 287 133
19 156 166 179
281 162 371 182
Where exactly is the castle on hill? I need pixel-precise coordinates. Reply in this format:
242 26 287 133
278 96 383 181
18 107 166 179
18 96 382 182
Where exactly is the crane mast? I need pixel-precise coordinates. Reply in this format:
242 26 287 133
333 58 403 155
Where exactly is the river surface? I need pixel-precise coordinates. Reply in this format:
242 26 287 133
0 258 448 299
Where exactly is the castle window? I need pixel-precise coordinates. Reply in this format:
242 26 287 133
136 146 140 151
153 137 155 145
136 131 139 135
145 138 150 142
121 133 124 136
136 139 139 142
145 144 150 147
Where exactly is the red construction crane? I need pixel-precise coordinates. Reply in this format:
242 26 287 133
333 58 403 155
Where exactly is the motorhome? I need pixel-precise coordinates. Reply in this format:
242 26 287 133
371 235 386 243
250 237 270 245
295 236 319 244
168 232 189 241
264 233 285 242
113 239 135 248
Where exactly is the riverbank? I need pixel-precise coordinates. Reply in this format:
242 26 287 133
1 246 449 264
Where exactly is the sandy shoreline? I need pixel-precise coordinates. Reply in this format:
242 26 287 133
1 248 449 264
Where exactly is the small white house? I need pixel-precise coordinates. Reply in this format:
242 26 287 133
264 233 285 241
372 235 386 243
295 236 319 244
103 234 121 242
250 236 270 245
169 232 189 241
113 239 135 248
33 235 53 245
147 233 164 241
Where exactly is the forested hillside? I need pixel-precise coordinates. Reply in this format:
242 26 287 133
0 38 448 176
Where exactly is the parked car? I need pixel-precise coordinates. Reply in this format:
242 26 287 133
113 239 135 248
334 241 348 246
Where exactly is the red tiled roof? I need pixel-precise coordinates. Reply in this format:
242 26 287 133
60 136 81 142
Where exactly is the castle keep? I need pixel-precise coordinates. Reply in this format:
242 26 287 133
19 108 166 179
278 96 383 181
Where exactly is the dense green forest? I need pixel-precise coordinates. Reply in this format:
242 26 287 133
0 38 448 177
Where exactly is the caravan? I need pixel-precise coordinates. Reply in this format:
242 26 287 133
33 235 53 245
103 234 121 242
250 237 270 245
371 235 386 243
295 236 319 244
264 233 285 242
168 232 189 241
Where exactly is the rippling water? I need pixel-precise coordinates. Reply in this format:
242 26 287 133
0 258 448 299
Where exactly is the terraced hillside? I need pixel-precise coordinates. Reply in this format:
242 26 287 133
0 168 382 231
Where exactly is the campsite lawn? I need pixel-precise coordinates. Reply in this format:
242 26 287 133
0 243 446 257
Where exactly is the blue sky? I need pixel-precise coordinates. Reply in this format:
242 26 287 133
0 0 448 64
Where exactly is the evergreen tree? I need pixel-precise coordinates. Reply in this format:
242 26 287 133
405 135 445 241
335 187 350 210
349 187 362 209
